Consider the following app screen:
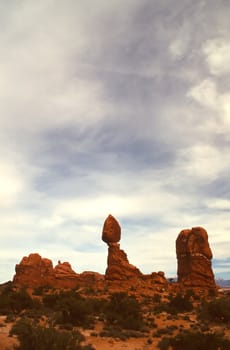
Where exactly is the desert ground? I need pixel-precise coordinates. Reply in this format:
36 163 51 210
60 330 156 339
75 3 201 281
0 282 229 350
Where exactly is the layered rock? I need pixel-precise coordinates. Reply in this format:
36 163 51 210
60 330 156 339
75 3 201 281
13 253 104 288
151 271 167 284
13 254 80 288
13 253 55 287
102 214 142 280
176 227 216 288
54 261 79 279
79 271 104 285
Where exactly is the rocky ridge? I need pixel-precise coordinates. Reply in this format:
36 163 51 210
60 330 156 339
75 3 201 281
12 215 216 290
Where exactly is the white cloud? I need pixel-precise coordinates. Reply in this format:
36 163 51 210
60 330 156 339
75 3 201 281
46 181 183 225
0 1 230 282
169 21 191 60
187 79 230 129
169 39 187 59
177 144 229 181
187 79 218 109
203 38 230 75
218 92 230 124
0 162 25 207
206 198 230 210
0 0 112 137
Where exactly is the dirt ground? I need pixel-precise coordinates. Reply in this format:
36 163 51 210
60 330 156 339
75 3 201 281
0 316 18 350
0 294 229 350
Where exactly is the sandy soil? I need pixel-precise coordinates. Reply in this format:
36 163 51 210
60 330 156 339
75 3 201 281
0 316 18 350
0 299 229 350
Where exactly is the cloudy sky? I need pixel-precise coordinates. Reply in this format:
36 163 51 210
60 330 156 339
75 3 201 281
1 0 230 283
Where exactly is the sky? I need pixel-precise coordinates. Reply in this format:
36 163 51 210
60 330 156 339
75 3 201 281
0 0 230 283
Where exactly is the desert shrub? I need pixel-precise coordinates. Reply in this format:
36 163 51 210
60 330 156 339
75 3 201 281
158 330 230 350
168 292 193 313
153 293 161 303
153 326 174 338
0 287 36 314
32 286 47 296
10 317 94 350
55 293 92 327
154 292 193 315
105 292 144 330
100 325 144 340
43 290 106 328
42 292 60 308
22 307 45 320
146 316 157 328
199 295 230 323
99 327 127 340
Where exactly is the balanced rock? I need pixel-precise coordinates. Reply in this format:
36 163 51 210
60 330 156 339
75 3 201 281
106 243 142 280
102 215 142 280
102 214 121 244
13 253 55 287
176 227 216 288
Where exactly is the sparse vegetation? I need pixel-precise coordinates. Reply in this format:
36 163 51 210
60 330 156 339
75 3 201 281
43 290 106 328
10 317 95 350
158 330 230 350
0 285 38 314
105 292 144 330
0 282 230 350
154 292 193 315
199 294 230 323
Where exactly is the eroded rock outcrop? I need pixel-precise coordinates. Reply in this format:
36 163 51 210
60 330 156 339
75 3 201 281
79 271 104 285
151 271 167 284
13 253 55 287
13 253 104 288
176 227 216 288
102 214 142 280
54 261 79 279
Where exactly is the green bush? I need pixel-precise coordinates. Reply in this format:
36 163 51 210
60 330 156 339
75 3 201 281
168 293 193 313
155 292 193 315
10 317 94 350
158 330 230 350
105 292 144 330
43 290 106 328
199 295 230 323
153 293 161 303
0 287 36 314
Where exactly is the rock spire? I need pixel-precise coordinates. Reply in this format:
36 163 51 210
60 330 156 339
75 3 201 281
102 214 142 280
176 227 216 288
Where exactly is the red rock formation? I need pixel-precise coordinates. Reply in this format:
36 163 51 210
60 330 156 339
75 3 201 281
151 271 167 284
13 254 80 288
106 243 142 280
102 215 142 280
102 214 121 244
13 253 104 288
79 271 104 285
54 261 79 279
176 227 216 288
13 253 55 287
